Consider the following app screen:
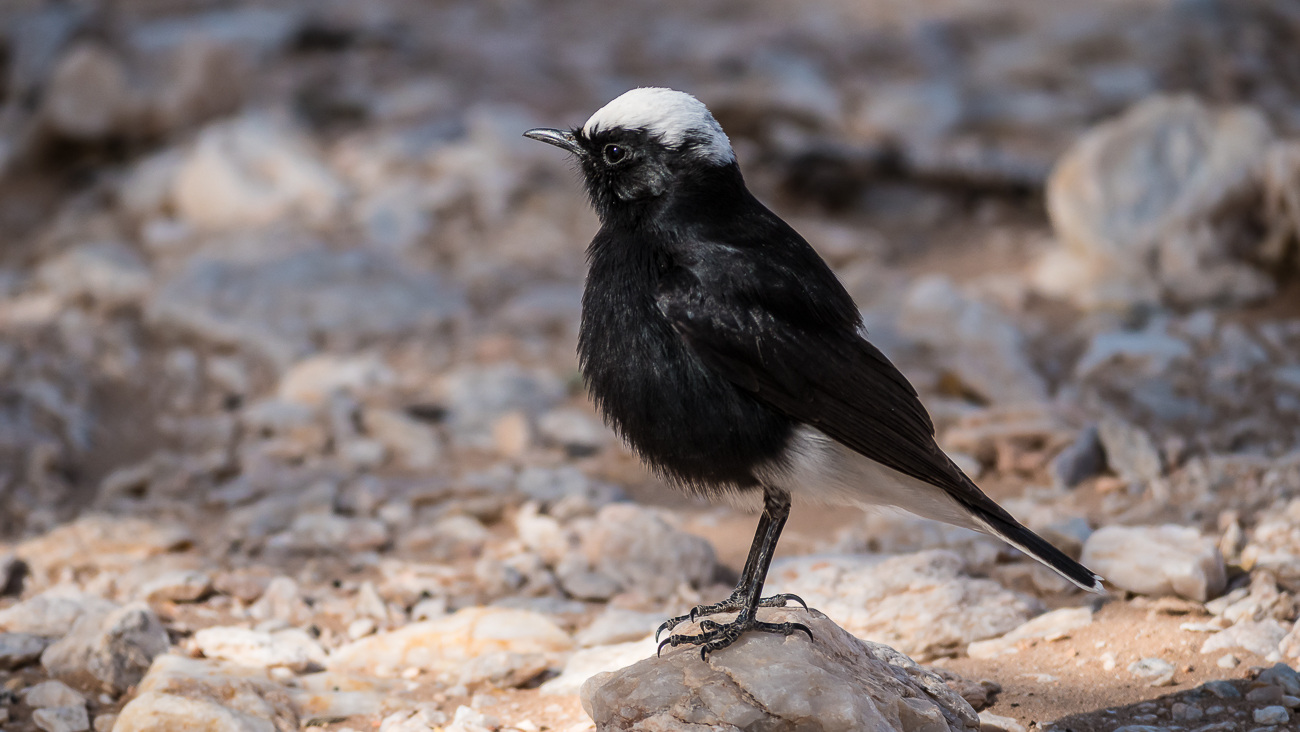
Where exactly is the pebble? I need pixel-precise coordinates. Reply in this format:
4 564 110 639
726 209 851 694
1127 657 1176 687
1200 619 1290 657
1253 706 1289 725
564 503 716 603
1080 524 1226 601
32 706 90 732
194 626 326 672
25 680 86 708
139 569 213 603
1217 653 1240 668
1202 680 1243 699
977 711 1026 732
582 609 978 731
0 632 52 669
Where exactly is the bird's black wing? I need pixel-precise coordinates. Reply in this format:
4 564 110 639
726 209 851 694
654 231 1105 594
654 244 968 496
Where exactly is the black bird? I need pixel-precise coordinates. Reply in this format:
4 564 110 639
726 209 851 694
525 88 1103 659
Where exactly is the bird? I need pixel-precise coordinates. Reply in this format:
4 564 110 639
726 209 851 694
524 87 1103 659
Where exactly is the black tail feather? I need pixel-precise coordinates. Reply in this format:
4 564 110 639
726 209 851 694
972 505 1105 593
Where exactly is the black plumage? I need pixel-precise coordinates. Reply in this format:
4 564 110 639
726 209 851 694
525 88 1102 658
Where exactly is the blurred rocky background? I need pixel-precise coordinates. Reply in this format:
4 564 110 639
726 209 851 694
1 0 1300 730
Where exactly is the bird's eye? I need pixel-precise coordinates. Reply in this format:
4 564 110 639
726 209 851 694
603 143 628 165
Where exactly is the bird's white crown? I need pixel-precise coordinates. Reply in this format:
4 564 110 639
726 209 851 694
582 88 735 165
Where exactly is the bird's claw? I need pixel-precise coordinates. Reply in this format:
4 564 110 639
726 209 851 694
655 592 808 642
653 615 815 659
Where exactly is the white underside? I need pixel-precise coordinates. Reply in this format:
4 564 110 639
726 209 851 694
754 426 978 530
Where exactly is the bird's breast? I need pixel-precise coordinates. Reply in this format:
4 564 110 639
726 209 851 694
578 260 791 491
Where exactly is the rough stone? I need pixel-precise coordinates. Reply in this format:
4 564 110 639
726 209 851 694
32 706 89 732
767 551 1043 659
1127 657 1176 687
1253 705 1289 725
25 680 85 708
0 632 51 669
148 249 465 369
362 407 441 470
540 637 659 697
42 602 171 694
173 113 344 231
37 241 152 308
564 503 716 603
0 590 118 637
139 569 213 603
1050 426 1106 489
898 275 1047 405
276 354 394 407
967 607 1093 659
1096 416 1164 486
1199 619 1290 657
114 655 300 732
582 608 978 731
1041 95 1276 308
16 515 193 583
1080 524 1226 601
194 627 327 673
327 606 573 678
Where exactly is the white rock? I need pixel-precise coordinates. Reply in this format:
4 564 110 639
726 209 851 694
328 606 573 678
1200 619 1290 657
1081 524 1226 601
32 706 89 732
173 113 345 230
113 655 301 732
363 408 441 470
41 43 130 140
898 275 1047 405
564 503 716 603
540 637 658 696
0 633 52 669
967 606 1093 659
25 680 85 708
194 626 326 672
0 590 117 637
582 609 977 732
37 241 152 307
149 248 464 369
1043 95 1275 308
536 409 608 454
768 551 1043 659
268 514 390 553
276 354 395 407
40 602 171 694
1127 657 1176 686
574 608 662 648
139 569 213 603
1096 416 1164 486
977 711 1026 732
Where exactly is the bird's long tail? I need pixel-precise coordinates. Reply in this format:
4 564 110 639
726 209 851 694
968 502 1105 593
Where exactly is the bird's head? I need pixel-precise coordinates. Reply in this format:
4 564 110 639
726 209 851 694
524 88 737 221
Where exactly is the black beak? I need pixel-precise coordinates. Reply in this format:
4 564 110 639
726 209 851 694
524 127 584 156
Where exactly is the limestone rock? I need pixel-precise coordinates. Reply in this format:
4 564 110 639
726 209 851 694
967 606 1093 659
114 655 299 732
582 608 978 731
41 602 171 694
194 627 327 673
16 515 193 583
898 275 1047 405
148 248 464 369
766 551 1043 659
1199 618 1290 657
172 113 344 231
1041 95 1275 308
563 504 716 603
0 632 52 669
1081 524 1226 601
327 606 572 678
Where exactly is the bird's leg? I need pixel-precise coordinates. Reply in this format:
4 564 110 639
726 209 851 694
656 489 813 658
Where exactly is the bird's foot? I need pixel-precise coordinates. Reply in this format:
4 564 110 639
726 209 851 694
654 593 806 641
657 613 814 660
